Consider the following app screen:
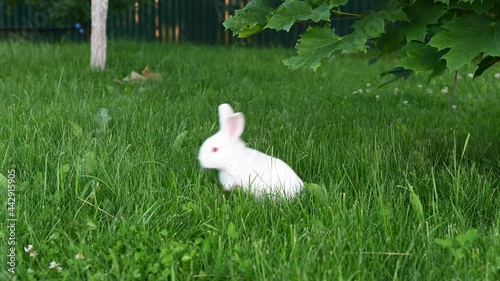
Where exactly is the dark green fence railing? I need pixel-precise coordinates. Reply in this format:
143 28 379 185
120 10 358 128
0 0 377 46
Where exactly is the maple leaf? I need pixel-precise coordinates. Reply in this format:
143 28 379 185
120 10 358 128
398 41 448 83
223 0 277 38
265 0 331 32
428 14 500 70
283 25 365 71
284 8 406 71
399 2 447 43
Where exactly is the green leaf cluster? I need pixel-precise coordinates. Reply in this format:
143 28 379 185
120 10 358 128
435 229 479 264
224 0 500 82
223 0 337 38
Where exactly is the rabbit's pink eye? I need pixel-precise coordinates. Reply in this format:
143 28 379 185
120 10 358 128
211 147 219 153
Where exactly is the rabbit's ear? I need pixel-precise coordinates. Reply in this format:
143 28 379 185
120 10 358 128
224 113 245 140
218 104 234 127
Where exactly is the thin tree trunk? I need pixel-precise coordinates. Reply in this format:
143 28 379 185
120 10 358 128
449 70 459 108
90 0 109 70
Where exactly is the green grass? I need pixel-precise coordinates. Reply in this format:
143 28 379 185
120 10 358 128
0 40 499 280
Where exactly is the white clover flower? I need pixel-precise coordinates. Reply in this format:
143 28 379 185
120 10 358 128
427 88 433 94
75 252 85 260
452 105 457 110
366 83 371 88
441 87 449 94
468 73 474 78
49 261 63 272
403 100 408 105
358 88 363 94
24 244 38 257
495 73 500 79
24 245 33 253
418 84 423 89
393 87 400 94
375 95 380 101
352 90 358 94
27 268 34 274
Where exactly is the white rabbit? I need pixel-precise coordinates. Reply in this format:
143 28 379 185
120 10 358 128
198 103 304 199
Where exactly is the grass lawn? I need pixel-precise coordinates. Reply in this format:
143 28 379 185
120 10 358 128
0 41 499 280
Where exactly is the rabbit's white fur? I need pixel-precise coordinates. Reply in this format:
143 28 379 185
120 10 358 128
198 103 303 198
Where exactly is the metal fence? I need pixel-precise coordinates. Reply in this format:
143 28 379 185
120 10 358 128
0 0 377 47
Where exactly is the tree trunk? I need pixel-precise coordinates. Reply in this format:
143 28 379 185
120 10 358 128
90 0 109 70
